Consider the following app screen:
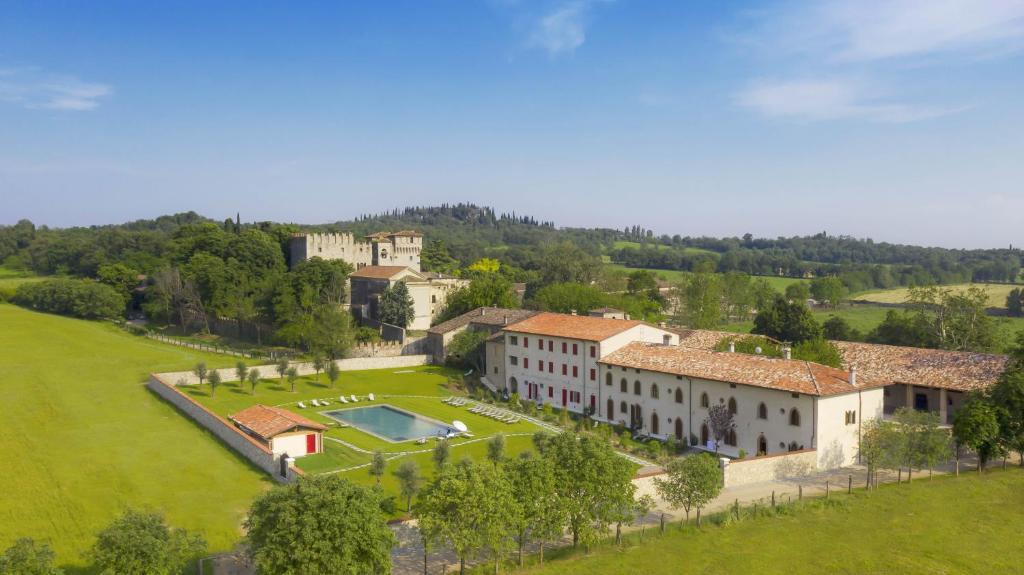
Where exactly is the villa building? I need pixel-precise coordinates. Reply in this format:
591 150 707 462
229 404 327 458
497 312 678 414
349 265 468 331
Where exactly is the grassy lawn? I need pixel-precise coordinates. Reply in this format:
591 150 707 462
184 367 548 513
0 304 270 569
857 282 1020 308
522 468 1024 575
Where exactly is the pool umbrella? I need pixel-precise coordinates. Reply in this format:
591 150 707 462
452 420 468 432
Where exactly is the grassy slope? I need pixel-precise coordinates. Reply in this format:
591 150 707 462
522 468 1024 575
0 304 270 567
857 282 1019 308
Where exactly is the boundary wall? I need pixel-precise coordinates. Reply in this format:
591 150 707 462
163 355 431 386
721 449 818 488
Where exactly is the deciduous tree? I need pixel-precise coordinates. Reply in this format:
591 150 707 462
393 460 422 512
653 453 722 526
0 538 62 575
89 509 205 575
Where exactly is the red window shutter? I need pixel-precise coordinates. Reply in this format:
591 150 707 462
562 364 567 376
538 361 543 372
562 342 567 353
524 358 529 369
538 338 543 350
590 346 596 358
548 340 553 352
573 343 578 355
549 361 554 372
589 368 595 380
573 366 579 378
548 387 553 398
524 337 528 347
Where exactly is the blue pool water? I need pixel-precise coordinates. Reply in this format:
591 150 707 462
323 405 452 442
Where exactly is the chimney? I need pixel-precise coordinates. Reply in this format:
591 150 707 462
782 346 792 360
570 309 577 316
849 365 857 387
481 308 486 316
728 341 735 353
503 315 508 325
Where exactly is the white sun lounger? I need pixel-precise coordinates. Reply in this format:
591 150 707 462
311 399 321 407
339 396 348 404
368 393 375 401
321 400 330 406
350 394 358 402
297 402 307 409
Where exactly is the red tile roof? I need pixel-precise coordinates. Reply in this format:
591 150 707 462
504 312 645 342
601 342 885 397
229 405 327 440
349 265 416 280
427 307 539 335
834 341 1008 392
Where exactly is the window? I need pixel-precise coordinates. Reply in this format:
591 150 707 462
844 410 857 425
675 388 683 404
538 361 543 372
634 380 641 396
431 294 437 303
700 392 709 408
562 364 567 376
663 334 672 345
523 337 528 348
538 338 543 350
573 343 578 355
728 397 737 415
788 441 799 452
548 361 554 372
590 346 596 358
589 368 594 381
791 393 799 399
758 402 767 420
620 401 628 414
523 358 529 369
510 356 518 366
548 340 553 352
620 378 628 393
493 366 498 374
606 372 612 386
562 342 567 354
573 366 578 378
789 408 801 427
650 384 659 399
548 387 553 398
510 336 518 346
725 429 737 447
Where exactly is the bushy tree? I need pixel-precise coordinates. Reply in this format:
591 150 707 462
235 361 248 386
245 475 394 575
506 454 564 565
378 281 415 328
1007 288 1024 318
784 282 810 303
531 282 605 314
89 509 205 575
486 433 506 467
654 453 722 526
991 369 1024 465
822 315 860 341
247 368 260 395
0 538 62 575
954 396 1003 471
445 329 490 371
275 358 289 383
752 295 822 343
673 271 721 328
810 276 847 308
433 439 450 470
792 338 843 368
286 366 299 393
14 278 125 320
438 274 518 322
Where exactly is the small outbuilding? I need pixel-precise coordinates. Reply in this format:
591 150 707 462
229 404 327 457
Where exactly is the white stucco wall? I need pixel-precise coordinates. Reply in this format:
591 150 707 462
271 431 319 458
815 387 885 469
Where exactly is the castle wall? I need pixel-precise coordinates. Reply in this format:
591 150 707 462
289 232 422 271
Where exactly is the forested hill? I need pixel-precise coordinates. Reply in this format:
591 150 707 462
0 203 1020 288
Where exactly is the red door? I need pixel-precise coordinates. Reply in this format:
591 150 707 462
562 389 567 407
306 433 317 454
590 395 596 412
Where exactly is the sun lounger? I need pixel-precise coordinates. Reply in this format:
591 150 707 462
339 396 348 403
311 399 321 407
462 432 474 438
297 402 306 409
350 394 358 402
368 393 375 401
416 437 427 445
321 400 330 406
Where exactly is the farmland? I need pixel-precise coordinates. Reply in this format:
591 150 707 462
856 282 1020 308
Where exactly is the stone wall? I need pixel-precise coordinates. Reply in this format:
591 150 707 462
347 336 429 358
162 354 432 386
722 449 818 488
146 374 303 482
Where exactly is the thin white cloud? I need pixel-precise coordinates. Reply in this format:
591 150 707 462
735 78 967 123
0 68 112 111
527 0 609 55
730 0 1024 123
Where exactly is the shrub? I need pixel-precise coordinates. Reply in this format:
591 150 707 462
13 278 125 319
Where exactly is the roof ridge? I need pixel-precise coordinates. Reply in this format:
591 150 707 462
804 361 822 395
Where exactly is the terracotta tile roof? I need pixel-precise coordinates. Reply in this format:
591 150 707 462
230 405 327 440
601 342 886 397
349 265 416 280
591 307 624 314
672 329 783 351
427 307 539 335
504 312 645 342
834 341 1008 392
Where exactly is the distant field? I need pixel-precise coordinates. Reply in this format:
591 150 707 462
610 241 716 255
0 266 43 288
0 304 268 568
524 469 1024 575
605 263 809 293
857 283 1019 308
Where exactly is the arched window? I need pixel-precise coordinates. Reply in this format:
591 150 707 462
789 408 801 427
650 384 659 399
634 380 641 396
700 423 709 446
620 401 628 414
605 372 613 386
757 434 767 456
700 392 709 408
620 378 628 393
675 418 684 440
728 397 737 415
725 428 737 446
788 441 799 452
508 377 518 394
651 412 659 434
758 402 767 420
675 388 684 404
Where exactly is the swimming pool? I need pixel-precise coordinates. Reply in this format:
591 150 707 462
323 405 453 442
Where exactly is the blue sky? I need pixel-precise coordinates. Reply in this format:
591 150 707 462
1 1 1023 248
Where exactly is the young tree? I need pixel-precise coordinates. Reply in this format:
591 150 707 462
312 354 325 383
90 509 205 575
369 451 386 486
392 460 422 512
859 419 901 488
275 358 289 383
378 280 415 327
432 439 450 470
247 368 260 395
325 360 340 388
0 538 62 575
286 366 299 393
634 493 656 541
954 396 1003 472
207 369 221 396
486 433 506 467
505 454 564 566
991 369 1024 466
235 361 248 388
654 453 722 526
192 362 208 386
245 475 394 575
705 404 734 454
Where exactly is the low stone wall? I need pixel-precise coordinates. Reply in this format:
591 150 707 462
722 449 818 488
162 354 432 386
347 337 429 358
146 374 303 482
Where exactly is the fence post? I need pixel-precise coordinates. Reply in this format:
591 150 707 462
848 474 852 494
771 490 775 509
798 484 802 501
825 480 829 499
733 498 739 520
898 468 902 484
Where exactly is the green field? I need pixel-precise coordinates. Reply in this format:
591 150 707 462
0 304 271 568
610 241 716 255
857 282 1020 308
605 263 808 293
523 468 1024 575
186 368 545 511
0 266 44 288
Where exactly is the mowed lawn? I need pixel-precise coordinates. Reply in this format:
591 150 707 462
185 369 546 511
523 468 1024 575
857 282 1020 308
0 304 271 567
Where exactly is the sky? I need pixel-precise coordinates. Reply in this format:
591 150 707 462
1 0 1023 249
